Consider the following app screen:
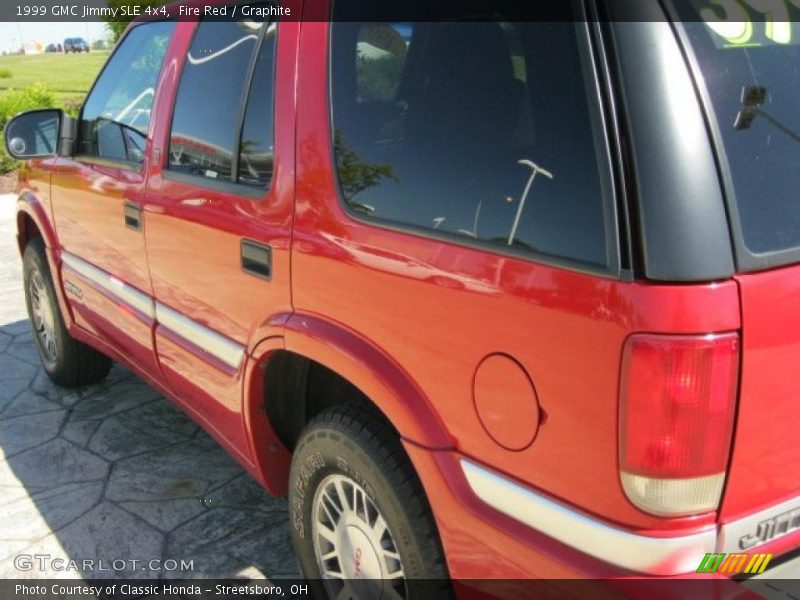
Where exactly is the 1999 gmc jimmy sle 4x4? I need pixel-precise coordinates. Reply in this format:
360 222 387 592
4 0 800 596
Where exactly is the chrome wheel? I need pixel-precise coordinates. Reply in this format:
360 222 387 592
312 473 407 600
29 269 57 361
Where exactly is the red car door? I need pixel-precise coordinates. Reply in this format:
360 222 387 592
52 21 177 377
143 15 296 465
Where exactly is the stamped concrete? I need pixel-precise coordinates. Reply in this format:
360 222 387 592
0 194 297 580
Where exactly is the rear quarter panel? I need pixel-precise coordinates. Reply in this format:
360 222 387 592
292 17 742 532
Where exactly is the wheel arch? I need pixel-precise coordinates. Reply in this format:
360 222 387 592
281 313 453 450
242 314 454 495
17 196 74 328
16 194 54 255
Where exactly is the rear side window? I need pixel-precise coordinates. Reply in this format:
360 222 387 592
79 21 175 164
238 30 277 187
330 14 612 268
168 13 276 189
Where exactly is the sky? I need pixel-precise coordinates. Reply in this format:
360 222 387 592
0 22 110 53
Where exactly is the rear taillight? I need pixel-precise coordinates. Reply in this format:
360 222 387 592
619 333 740 517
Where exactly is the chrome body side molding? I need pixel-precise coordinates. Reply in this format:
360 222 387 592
61 251 244 372
155 302 245 371
460 459 716 575
62 251 155 319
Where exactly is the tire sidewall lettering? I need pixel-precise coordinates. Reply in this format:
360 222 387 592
291 450 325 538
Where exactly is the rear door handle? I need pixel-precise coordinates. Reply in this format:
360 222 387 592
241 239 271 279
124 202 142 231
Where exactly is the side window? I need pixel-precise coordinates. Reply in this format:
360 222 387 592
169 13 276 189
238 24 277 187
330 16 612 268
79 21 175 164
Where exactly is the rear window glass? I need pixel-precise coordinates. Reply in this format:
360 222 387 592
677 1 800 258
329 10 612 268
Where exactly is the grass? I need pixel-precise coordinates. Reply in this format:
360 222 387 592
0 51 110 102
0 51 110 174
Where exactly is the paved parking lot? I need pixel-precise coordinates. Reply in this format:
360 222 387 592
0 194 297 580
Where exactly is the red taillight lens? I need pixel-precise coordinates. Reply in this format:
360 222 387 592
620 333 739 516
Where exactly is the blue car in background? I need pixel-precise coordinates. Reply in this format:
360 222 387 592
63 38 89 53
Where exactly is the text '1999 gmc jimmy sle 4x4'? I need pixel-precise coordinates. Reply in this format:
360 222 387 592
4 0 800 596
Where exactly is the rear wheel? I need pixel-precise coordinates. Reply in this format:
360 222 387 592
289 404 453 600
23 238 111 387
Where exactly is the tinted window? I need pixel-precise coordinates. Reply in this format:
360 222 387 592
330 16 610 267
676 2 800 258
237 23 277 188
169 16 266 183
79 21 175 163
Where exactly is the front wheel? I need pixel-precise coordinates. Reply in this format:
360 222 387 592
23 238 111 387
289 404 453 600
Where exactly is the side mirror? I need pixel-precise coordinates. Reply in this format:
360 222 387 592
4 109 76 159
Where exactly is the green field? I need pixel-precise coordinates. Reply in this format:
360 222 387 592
0 50 112 174
0 50 110 102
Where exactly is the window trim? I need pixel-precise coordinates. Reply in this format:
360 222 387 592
162 10 278 199
590 12 636 279
73 155 142 173
161 168 266 199
75 19 177 173
326 15 622 279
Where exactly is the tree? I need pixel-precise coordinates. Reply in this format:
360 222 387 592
104 0 170 41
333 131 398 204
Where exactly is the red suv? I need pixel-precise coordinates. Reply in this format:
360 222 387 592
4 0 800 595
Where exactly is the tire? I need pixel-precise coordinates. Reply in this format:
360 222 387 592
289 404 453 600
23 238 112 387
